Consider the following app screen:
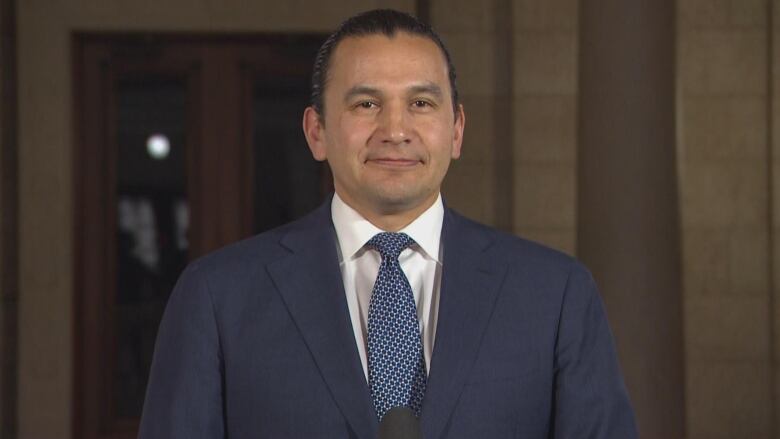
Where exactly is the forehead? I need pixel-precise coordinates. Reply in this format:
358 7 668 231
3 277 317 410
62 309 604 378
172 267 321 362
326 32 450 89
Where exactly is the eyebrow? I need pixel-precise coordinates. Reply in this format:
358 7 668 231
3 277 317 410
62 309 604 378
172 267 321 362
343 85 382 104
408 83 444 101
342 82 445 104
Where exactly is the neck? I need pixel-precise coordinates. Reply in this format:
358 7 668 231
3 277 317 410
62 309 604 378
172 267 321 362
336 192 439 232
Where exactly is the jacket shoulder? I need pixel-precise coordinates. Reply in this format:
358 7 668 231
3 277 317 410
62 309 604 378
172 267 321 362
448 208 579 274
185 207 324 279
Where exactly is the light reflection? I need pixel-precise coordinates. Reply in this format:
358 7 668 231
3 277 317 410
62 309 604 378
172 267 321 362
118 197 159 272
146 133 170 160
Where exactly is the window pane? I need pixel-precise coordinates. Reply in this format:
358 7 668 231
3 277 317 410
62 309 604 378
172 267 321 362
115 78 188 418
253 76 328 233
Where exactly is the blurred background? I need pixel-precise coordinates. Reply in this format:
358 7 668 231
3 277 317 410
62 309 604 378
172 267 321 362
0 0 772 438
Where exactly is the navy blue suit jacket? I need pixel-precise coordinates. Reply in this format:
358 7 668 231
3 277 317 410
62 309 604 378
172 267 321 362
139 199 637 438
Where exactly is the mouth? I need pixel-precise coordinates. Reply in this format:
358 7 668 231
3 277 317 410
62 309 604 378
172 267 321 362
365 158 422 168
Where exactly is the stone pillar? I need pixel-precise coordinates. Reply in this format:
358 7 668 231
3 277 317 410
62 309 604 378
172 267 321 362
578 1 685 438
434 0 508 228
677 0 773 437
512 0 579 255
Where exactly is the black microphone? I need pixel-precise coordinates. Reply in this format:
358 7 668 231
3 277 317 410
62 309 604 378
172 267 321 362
378 407 423 439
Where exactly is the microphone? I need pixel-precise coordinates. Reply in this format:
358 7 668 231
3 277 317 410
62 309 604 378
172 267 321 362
378 406 423 439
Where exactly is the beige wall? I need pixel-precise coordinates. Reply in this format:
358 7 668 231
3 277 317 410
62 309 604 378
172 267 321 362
435 0 502 227
678 0 774 437
16 1 417 437
512 0 578 255
773 0 780 435
437 0 579 254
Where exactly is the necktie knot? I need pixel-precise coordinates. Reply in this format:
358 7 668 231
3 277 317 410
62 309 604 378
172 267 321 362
367 232 416 261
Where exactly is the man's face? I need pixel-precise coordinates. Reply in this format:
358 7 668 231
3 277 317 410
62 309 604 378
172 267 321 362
303 32 464 218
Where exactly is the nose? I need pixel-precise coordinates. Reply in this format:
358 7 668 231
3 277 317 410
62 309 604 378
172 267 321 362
378 101 411 145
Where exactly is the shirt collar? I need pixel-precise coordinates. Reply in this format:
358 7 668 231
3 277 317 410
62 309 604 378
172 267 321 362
331 192 444 264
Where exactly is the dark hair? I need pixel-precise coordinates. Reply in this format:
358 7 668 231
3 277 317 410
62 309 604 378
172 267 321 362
310 9 459 119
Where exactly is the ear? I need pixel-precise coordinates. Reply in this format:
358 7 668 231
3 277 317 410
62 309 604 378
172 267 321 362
451 103 465 159
303 106 327 161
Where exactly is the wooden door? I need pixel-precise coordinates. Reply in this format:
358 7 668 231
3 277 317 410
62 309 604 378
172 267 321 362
73 34 328 439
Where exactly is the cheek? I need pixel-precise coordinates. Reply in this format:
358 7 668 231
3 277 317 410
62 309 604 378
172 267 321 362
418 121 454 159
336 118 374 162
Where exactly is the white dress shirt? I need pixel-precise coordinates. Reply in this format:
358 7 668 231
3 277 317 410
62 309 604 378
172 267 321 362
331 192 443 381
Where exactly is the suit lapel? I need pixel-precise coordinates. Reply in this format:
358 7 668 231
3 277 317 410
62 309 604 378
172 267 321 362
265 202 506 439
421 209 508 439
266 203 378 439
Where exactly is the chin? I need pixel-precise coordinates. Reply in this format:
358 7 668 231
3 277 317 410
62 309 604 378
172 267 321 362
369 188 434 213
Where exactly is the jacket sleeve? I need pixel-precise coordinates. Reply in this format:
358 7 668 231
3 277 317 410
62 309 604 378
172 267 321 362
138 263 226 438
552 262 638 438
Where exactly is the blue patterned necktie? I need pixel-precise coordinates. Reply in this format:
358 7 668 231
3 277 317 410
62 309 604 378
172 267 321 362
366 232 427 421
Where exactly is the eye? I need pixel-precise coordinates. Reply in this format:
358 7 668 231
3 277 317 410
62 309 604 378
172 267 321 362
357 101 378 109
411 99 438 111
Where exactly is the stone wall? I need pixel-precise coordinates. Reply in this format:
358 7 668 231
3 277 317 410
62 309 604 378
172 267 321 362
512 0 578 255
436 0 579 253
435 0 503 227
678 0 774 437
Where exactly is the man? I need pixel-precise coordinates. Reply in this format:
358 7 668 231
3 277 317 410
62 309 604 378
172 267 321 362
139 9 637 438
